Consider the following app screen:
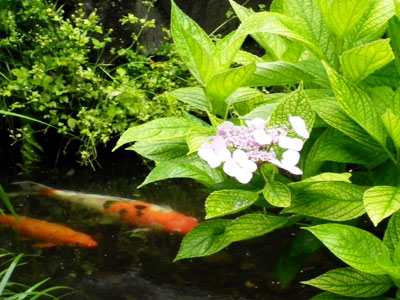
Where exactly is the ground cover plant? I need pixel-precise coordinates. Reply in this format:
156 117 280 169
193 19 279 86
0 0 192 169
115 0 400 298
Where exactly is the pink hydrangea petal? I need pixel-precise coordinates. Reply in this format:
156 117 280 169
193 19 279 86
289 116 309 138
216 147 232 162
223 159 240 177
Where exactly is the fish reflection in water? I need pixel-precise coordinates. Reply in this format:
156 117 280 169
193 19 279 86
72 270 249 300
10 181 199 235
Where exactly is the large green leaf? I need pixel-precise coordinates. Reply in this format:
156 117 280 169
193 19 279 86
305 224 393 274
323 63 388 148
268 85 315 137
224 213 289 242
237 11 323 58
186 126 215 155
205 63 256 116
364 186 400 226
171 1 215 84
213 30 246 72
282 0 335 64
168 87 210 111
316 0 370 39
310 292 392 300
263 181 291 207
283 182 365 221
113 117 198 150
312 99 383 151
382 109 400 151
174 219 231 261
363 62 400 89
340 39 395 83
288 172 351 190
127 140 188 162
225 87 264 105
205 190 259 219
388 16 400 74
383 211 400 252
303 267 392 297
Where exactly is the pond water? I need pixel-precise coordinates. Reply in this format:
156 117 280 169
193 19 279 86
0 148 341 300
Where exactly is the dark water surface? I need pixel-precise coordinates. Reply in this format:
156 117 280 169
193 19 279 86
0 149 339 300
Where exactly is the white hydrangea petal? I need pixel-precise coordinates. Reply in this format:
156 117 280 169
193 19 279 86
235 171 253 184
290 116 309 138
216 148 232 162
253 129 272 145
246 118 266 128
278 136 303 151
232 149 248 162
207 156 223 168
223 160 240 177
282 164 303 175
243 160 257 173
281 150 300 165
198 144 213 161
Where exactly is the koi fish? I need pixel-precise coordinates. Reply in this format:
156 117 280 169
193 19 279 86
0 214 98 248
10 181 199 235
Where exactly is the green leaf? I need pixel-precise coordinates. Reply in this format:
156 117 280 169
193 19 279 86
186 126 215 155
288 172 352 190
363 62 400 89
283 182 365 221
205 190 259 219
139 154 224 188
312 99 383 151
263 181 291 207
237 11 324 58
174 219 231 261
224 213 289 243
305 224 393 274
383 211 400 252
268 85 315 137
113 117 198 150
310 292 392 300
171 1 215 84
127 140 188 162
303 267 392 297
364 186 400 226
205 63 256 116
225 87 264 105
382 109 400 150
323 63 388 148
168 87 210 111
340 39 395 83
213 30 246 72
316 0 370 39
388 16 400 74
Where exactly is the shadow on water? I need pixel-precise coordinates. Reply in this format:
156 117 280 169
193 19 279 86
0 148 341 300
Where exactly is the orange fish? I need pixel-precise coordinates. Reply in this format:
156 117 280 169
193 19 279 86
11 181 199 235
0 214 98 248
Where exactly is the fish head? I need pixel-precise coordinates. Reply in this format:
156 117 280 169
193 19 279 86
164 213 199 235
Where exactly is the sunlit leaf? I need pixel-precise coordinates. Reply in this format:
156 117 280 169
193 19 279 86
127 140 188 162
205 190 259 219
364 186 400 226
263 181 291 207
288 172 351 190
310 292 391 300
186 126 215 155
305 224 393 274
383 211 400 252
382 109 400 150
169 87 210 111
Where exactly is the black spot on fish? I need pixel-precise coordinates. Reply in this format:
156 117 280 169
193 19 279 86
118 209 127 216
135 204 147 217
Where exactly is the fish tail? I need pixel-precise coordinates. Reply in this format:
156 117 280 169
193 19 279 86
10 181 58 197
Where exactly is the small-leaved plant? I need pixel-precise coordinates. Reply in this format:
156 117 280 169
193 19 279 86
115 0 400 298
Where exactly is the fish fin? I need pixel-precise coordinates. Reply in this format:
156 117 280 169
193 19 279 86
35 242 60 248
10 181 56 196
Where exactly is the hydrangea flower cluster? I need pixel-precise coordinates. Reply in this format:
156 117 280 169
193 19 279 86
198 116 309 184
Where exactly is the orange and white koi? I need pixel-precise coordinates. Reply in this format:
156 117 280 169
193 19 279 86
0 214 98 248
10 182 199 235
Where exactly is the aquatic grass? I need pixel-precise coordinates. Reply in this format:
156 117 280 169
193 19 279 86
0 184 17 217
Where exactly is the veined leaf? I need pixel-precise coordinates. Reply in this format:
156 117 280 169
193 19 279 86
127 140 188 162
288 172 351 190
225 88 264 105
268 85 315 137
364 186 400 226
234 50 265 65
383 211 400 252
237 11 324 58
168 87 210 111
388 16 400 74
303 267 392 297
263 181 291 207
186 126 215 155
340 39 395 83
310 292 391 300
213 30 246 72
113 117 198 150
312 99 383 151
283 182 365 221
171 1 215 84
174 219 231 261
225 213 289 242
363 62 400 89
323 63 388 148
382 109 400 150
205 63 256 116
316 0 370 39
305 224 393 275
205 190 259 219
